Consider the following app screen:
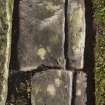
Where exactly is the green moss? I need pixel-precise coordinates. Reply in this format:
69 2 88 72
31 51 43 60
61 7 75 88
0 0 14 105
95 31 105 105
93 0 105 105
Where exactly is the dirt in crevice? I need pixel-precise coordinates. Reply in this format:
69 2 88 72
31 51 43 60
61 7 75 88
6 72 32 105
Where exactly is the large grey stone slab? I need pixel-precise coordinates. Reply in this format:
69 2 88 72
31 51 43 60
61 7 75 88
74 71 87 105
67 0 86 69
0 0 14 105
31 70 73 105
17 0 65 71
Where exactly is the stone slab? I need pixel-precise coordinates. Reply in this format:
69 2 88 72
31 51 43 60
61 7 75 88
74 71 87 105
0 0 14 105
31 70 73 105
17 0 65 71
67 0 86 69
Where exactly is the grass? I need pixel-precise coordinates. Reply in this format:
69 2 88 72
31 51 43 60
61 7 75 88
92 0 105 105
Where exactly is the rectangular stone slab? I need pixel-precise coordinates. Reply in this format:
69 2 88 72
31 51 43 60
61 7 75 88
67 0 86 69
74 71 87 105
0 0 14 105
17 0 65 71
31 70 73 105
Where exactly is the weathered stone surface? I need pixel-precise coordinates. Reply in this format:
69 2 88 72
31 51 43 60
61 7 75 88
31 70 73 105
17 0 65 71
74 71 87 105
0 0 14 105
67 0 86 69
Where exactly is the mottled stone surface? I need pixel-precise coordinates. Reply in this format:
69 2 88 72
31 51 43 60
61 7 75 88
31 70 73 105
17 0 65 71
0 0 14 105
74 71 87 105
67 0 86 69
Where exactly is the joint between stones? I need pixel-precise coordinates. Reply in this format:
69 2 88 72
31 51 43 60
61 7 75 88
64 0 69 70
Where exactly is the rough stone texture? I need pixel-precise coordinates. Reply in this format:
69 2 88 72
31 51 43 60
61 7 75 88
17 0 65 71
31 70 73 105
0 0 14 105
67 0 86 69
74 71 87 105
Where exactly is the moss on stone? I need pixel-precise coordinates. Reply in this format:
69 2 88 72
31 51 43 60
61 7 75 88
0 0 14 105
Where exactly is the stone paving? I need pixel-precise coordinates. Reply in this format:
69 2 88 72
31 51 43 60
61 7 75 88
0 0 87 105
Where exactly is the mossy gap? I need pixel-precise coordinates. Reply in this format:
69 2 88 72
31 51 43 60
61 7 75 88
84 0 96 105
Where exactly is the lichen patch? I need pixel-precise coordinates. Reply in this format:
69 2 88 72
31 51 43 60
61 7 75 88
55 78 62 87
47 84 56 96
37 48 47 60
46 2 60 13
76 89 81 96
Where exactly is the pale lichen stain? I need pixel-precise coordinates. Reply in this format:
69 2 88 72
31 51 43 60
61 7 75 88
76 89 81 96
33 85 41 95
57 70 62 77
45 2 60 13
77 79 81 84
47 84 56 97
55 78 62 87
37 48 47 60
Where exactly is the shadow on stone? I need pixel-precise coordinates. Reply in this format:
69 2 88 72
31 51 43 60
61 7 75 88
6 0 31 105
9 0 20 71
6 72 32 105
84 0 96 105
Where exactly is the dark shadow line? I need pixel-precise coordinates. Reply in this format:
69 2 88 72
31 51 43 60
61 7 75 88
7 1 33 105
84 0 96 105
9 0 20 71
71 71 77 105
64 0 69 69
7 0 20 104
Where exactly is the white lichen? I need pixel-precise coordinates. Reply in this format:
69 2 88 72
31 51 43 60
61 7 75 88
47 84 56 96
37 48 47 60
